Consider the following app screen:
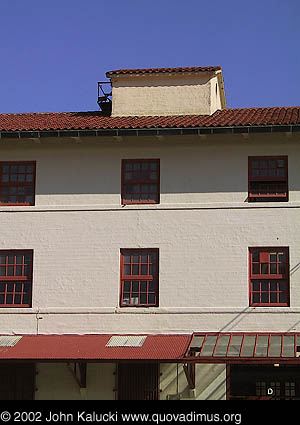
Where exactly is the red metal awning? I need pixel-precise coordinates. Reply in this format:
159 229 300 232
186 333 300 363
0 334 191 361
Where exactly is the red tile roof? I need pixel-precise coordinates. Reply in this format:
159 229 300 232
0 107 299 132
106 66 221 77
0 334 191 360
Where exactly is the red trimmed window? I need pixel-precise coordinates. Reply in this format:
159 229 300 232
248 156 288 202
249 247 289 306
0 251 33 307
120 249 159 307
121 159 160 204
0 162 36 206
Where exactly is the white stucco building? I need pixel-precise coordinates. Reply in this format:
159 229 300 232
0 66 299 400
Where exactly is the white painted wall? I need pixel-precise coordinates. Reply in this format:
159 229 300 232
0 132 299 334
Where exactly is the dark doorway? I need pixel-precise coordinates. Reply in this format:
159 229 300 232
229 364 300 400
0 363 35 400
118 363 159 400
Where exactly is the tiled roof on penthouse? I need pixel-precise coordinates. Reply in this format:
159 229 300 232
106 66 222 77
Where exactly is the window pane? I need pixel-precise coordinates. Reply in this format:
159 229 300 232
252 281 260 291
15 266 22 276
22 294 29 304
6 294 13 304
8 255 14 264
14 294 21 304
140 281 147 292
131 193 140 201
7 266 14 276
268 169 276 177
241 335 256 357
150 253 157 263
131 293 139 304
279 292 286 304
132 281 139 292
124 265 131 275
7 283 14 292
26 196 33 203
252 263 260 274
252 251 259 262
23 283 30 293
0 255 6 264
270 264 277 274
122 295 130 305
141 264 148 275
123 281 130 292
148 294 155 304
15 283 22 292
149 281 155 292
132 265 139 275
277 159 284 167
261 293 268 303
261 263 268 274
149 193 157 201
25 186 33 195
277 168 284 177
269 160 276 168
141 254 148 263
260 160 267 168
140 294 147 304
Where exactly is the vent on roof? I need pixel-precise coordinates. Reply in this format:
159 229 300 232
0 336 22 347
106 335 147 347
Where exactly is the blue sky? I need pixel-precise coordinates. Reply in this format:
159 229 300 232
0 0 299 113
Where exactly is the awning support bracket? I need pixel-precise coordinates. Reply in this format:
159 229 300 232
68 362 87 388
183 363 195 389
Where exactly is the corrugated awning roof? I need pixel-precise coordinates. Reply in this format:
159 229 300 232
186 333 300 362
0 334 191 361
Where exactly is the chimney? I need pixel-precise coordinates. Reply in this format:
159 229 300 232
105 66 226 117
